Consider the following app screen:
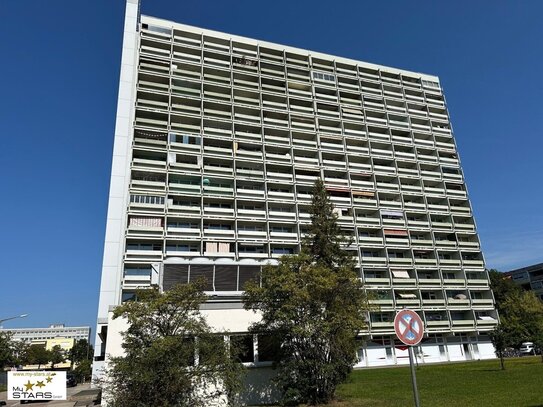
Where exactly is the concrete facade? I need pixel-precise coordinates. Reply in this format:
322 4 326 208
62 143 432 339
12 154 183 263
93 0 498 395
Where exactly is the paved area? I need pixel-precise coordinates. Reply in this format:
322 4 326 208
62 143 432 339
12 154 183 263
0 383 92 406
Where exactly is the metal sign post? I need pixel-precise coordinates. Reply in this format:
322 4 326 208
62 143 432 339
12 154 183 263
394 309 424 407
408 345 421 407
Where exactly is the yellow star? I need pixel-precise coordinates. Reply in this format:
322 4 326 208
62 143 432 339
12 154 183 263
24 380 34 391
36 381 45 388
46 376 53 383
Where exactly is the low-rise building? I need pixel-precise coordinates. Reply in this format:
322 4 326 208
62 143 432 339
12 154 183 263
505 263 543 300
0 324 91 343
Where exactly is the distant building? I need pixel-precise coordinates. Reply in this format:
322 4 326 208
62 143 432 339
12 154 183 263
505 263 543 300
0 324 91 343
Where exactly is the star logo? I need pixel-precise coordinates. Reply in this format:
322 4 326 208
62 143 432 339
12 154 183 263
24 380 34 391
36 381 46 388
46 376 53 383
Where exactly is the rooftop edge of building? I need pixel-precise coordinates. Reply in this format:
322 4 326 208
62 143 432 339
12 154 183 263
506 262 543 274
140 14 441 84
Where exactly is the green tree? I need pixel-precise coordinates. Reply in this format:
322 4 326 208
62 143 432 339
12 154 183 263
26 344 50 369
489 270 543 368
490 324 512 370
49 345 66 369
69 339 93 368
73 359 92 383
501 290 543 345
0 332 15 369
101 282 243 407
244 179 369 405
488 269 522 311
11 339 30 367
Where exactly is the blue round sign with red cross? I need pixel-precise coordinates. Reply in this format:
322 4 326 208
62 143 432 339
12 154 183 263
394 309 424 346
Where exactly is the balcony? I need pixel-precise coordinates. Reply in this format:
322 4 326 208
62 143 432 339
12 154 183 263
269 211 296 221
125 249 163 262
203 207 234 217
166 226 201 239
269 232 298 241
235 169 264 179
476 316 498 328
447 298 471 307
203 186 233 196
451 319 475 329
168 183 201 195
167 203 201 216
361 256 387 265
203 228 235 238
267 191 295 200
364 276 391 285
237 229 268 240
130 179 166 192
410 239 433 248
358 236 384 245
426 320 451 330
463 259 485 267
237 209 266 219
236 188 265 199
407 220 429 229
267 171 293 182
471 298 494 307
389 257 413 265
413 258 437 266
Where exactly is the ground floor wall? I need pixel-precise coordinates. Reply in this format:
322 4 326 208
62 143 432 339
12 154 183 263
356 333 495 368
94 307 496 405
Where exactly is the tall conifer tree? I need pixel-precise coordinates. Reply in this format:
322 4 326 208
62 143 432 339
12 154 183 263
244 179 369 405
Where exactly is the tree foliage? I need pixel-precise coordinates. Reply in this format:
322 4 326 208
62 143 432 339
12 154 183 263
73 359 92 382
244 179 369 405
488 269 522 312
49 345 66 369
101 282 243 407
489 269 543 366
26 344 50 369
0 332 15 369
69 339 93 369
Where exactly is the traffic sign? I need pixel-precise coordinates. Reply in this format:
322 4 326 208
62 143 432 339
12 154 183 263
394 309 424 346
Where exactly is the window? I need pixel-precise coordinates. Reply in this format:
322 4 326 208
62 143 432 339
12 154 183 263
271 247 293 254
167 221 199 228
124 267 151 277
130 194 165 205
166 244 199 252
230 335 254 363
239 246 265 253
271 226 292 233
257 335 279 362
205 224 231 230
312 71 336 82
126 242 162 251
371 313 392 323
238 225 264 231
169 133 201 145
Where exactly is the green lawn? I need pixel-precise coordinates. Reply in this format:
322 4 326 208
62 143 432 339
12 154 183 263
330 357 543 407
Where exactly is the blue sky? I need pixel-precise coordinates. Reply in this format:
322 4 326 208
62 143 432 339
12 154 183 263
1 1 542 332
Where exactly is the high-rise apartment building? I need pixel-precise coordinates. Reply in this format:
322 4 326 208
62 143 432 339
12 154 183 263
94 0 498 385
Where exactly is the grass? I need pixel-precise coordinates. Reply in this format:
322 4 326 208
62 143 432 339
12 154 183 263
326 356 543 407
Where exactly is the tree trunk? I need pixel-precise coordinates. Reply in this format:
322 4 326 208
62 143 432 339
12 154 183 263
500 354 505 370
